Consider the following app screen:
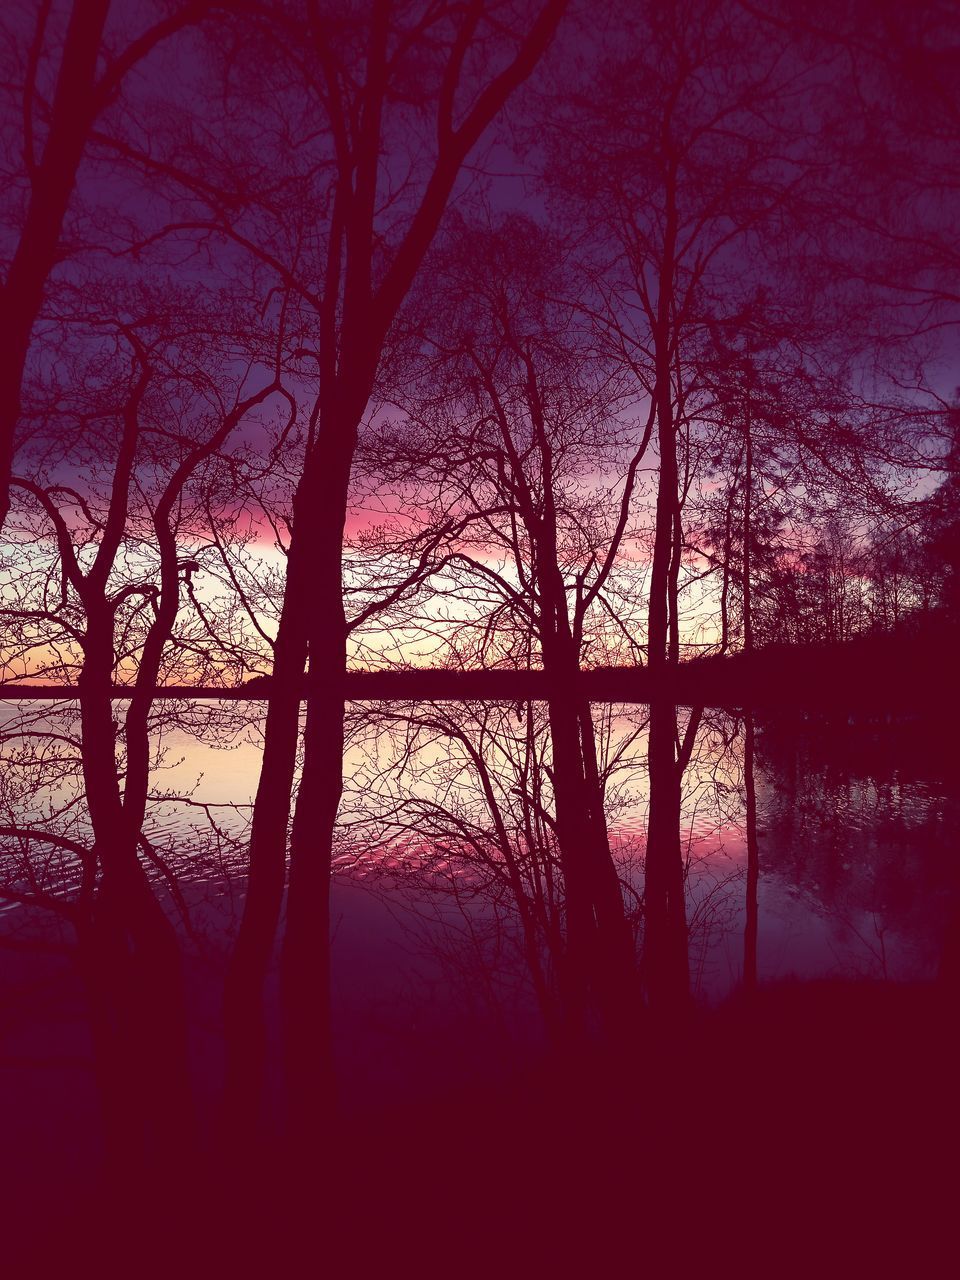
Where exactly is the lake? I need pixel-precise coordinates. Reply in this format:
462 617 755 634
1 700 956 1103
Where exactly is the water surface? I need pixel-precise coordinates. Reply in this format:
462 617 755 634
2 699 955 1116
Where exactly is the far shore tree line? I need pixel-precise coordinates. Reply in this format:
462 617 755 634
0 0 958 1171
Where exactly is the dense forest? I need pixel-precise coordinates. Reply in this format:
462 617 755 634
0 0 958 1269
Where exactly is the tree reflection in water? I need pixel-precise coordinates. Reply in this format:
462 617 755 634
1 698 958 1265
332 693 960 1149
339 701 754 1033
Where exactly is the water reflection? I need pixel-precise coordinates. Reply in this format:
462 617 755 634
1 697 958 1213
3 701 957 1013
335 704 960 1025
753 715 960 983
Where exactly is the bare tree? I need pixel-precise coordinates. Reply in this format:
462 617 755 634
1 285 284 1168
118 0 573 1136
359 215 652 1027
0 0 216 530
542 0 808 1004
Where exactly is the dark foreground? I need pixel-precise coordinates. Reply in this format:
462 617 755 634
8 977 956 1276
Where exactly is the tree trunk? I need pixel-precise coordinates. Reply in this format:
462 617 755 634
531 425 636 1033
78 638 194 1172
224 415 356 1140
576 696 639 1026
543 643 636 1034
643 209 690 1010
281 424 356 1144
742 710 759 988
0 0 110 530
644 698 689 1008
544 688 606 1027
741 412 758 987
222 479 314 1130
281 686 341 1138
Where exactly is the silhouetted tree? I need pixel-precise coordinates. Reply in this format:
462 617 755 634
148 0 572 1139
0 0 215 530
0 285 283 1169
543 0 808 1005
362 216 646 1028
